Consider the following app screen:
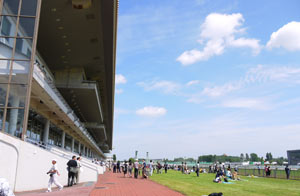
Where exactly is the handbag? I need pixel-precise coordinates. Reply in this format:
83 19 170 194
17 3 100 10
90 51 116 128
70 167 77 173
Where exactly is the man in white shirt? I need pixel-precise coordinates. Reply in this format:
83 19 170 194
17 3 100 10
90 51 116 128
47 159 63 192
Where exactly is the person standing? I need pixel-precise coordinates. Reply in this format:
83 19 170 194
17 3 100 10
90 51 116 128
164 162 168 174
67 156 78 187
47 159 63 192
285 165 291 179
117 161 121 173
123 161 128 177
149 160 153 176
128 159 133 177
75 157 82 184
196 161 200 177
181 162 184 174
134 159 139 179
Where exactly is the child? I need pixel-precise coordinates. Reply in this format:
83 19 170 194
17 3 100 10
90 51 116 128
46 159 63 192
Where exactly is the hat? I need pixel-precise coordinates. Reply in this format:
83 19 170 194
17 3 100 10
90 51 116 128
52 159 57 162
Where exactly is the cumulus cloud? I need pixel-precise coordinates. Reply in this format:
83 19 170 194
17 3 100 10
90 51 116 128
177 13 261 65
116 74 127 84
266 21 300 51
137 80 181 94
136 106 167 117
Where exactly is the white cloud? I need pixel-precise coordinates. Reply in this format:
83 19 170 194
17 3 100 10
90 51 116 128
116 74 127 84
137 80 181 94
177 13 261 65
266 21 300 51
136 106 167 117
246 65 300 83
202 82 242 97
115 89 124 94
221 98 270 110
186 80 200 86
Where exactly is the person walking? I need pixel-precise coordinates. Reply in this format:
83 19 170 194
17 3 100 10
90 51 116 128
142 160 148 178
46 159 63 192
196 161 200 177
75 157 82 184
67 156 78 187
128 159 133 177
117 161 121 173
285 165 291 179
113 161 117 173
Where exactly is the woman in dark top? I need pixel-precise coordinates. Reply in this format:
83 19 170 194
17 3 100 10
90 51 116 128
123 161 128 177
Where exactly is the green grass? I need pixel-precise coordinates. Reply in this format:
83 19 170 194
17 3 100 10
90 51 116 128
150 170 300 196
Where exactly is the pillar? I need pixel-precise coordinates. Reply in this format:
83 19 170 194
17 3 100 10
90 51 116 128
61 131 65 149
43 119 50 145
71 137 75 152
78 142 81 154
8 96 20 136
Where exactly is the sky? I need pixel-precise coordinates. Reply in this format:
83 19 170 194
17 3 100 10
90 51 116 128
112 0 300 160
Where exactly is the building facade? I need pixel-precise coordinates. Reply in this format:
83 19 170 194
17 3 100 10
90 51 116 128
287 150 300 165
0 0 117 191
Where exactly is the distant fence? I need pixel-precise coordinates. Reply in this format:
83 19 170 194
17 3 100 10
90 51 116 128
237 167 300 180
163 163 300 180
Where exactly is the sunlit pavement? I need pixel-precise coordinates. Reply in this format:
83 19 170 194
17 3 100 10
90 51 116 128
15 172 183 196
90 171 184 196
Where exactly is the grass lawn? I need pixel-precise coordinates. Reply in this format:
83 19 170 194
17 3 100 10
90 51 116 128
150 170 300 196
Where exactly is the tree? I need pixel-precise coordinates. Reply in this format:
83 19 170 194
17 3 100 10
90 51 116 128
245 153 250 161
250 153 259 162
129 157 135 163
266 152 273 161
113 154 116 161
240 153 244 162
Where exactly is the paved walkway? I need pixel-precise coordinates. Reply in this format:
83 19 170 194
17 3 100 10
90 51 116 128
90 172 183 196
15 172 183 196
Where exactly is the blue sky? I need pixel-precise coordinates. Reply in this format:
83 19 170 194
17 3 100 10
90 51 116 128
112 0 300 160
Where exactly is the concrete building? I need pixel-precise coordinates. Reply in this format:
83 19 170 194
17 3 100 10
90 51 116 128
0 0 117 192
287 150 300 165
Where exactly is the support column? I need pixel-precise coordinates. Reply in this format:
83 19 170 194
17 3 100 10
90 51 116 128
8 96 20 136
61 131 65 149
71 137 75 152
43 119 50 145
78 142 81 154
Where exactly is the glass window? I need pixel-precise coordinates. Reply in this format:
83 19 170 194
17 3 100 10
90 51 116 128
4 108 24 138
14 38 32 59
15 36 23 52
11 60 29 84
3 0 20 15
0 83 8 107
0 37 15 58
49 124 63 147
18 17 35 37
65 134 72 151
0 108 4 130
0 16 17 37
74 141 79 153
20 0 37 16
7 84 27 107
0 60 11 83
